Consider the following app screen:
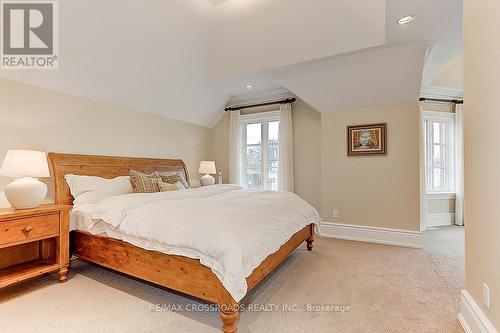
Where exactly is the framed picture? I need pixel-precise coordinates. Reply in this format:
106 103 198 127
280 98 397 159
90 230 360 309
347 123 387 156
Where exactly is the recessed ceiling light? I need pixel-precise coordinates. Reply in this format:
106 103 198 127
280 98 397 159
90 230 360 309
398 15 415 25
246 84 254 90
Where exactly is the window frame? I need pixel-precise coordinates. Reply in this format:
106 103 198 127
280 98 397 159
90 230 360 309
423 111 456 194
241 111 280 190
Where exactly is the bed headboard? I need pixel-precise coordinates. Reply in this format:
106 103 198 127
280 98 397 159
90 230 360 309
48 152 190 205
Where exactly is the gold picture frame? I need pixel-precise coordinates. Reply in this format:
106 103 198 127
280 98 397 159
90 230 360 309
347 123 387 156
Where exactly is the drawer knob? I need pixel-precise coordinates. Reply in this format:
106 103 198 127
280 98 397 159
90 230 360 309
24 226 33 233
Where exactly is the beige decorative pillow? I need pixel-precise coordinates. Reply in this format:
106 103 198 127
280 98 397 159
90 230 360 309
158 172 190 189
129 170 162 193
158 181 185 192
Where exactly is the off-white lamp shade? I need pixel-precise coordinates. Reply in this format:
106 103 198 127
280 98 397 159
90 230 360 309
0 150 50 177
199 161 216 175
0 150 50 209
199 161 216 186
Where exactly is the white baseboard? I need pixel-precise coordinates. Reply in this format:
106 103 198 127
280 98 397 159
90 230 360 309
426 213 455 228
318 222 423 248
459 290 498 333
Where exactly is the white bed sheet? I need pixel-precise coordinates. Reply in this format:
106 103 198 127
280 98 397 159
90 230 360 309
70 204 107 235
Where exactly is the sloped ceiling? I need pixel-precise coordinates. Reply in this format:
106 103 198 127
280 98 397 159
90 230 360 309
207 0 386 80
0 0 462 127
273 43 427 112
272 0 463 111
432 54 463 90
0 0 223 127
390 0 463 96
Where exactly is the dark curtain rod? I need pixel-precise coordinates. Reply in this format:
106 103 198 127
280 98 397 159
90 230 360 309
419 97 463 104
225 98 296 112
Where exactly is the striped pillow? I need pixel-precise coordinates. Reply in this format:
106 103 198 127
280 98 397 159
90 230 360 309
158 172 191 189
129 170 162 193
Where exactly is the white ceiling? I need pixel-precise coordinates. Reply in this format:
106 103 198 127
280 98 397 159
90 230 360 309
384 0 463 96
0 0 221 127
432 54 463 90
207 0 386 80
273 42 427 112
0 0 463 127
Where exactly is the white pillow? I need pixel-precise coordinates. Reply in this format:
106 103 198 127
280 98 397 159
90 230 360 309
157 171 191 189
158 181 185 192
65 174 133 205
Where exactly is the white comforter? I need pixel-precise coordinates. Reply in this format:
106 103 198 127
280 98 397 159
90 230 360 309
91 184 320 302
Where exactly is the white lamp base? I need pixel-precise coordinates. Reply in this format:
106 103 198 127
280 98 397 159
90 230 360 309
200 174 215 186
4 177 47 209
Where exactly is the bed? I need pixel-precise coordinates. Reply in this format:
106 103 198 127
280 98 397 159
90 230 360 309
48 152 317 333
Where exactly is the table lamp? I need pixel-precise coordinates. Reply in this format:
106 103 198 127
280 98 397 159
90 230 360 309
199 161 216 186
0 150 50 209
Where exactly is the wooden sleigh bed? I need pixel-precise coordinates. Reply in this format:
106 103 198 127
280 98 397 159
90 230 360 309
48 153 314 333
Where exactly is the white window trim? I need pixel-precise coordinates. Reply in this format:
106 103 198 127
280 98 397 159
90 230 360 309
426 192 456 200
241 111 280 190
423 111 456 194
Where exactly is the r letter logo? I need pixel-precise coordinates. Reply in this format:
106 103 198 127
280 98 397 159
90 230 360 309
1 1 59 69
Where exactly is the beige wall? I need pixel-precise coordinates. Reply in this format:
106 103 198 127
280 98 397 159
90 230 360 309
211 98 321 210
214 101 419 230
1 77 418 234
321 102 420 231
464 0 500 328
211 112 230 187
292 99 321 211
0 78 212 208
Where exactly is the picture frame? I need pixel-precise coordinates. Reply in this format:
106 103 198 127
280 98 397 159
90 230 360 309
347 123 387 156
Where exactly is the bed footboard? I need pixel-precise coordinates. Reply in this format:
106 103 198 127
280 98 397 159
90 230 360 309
71 224 314 332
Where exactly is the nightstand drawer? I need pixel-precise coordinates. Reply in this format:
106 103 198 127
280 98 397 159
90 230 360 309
0 214 60 246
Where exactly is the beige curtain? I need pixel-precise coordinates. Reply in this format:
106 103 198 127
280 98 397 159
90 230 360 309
455 103 464 226
228 111 242 185
278 103 294 192
419 101 427 230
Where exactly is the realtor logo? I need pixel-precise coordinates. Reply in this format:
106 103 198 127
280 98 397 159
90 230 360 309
1 1 58 69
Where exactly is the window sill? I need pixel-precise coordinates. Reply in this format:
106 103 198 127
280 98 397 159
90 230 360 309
426 192 456 200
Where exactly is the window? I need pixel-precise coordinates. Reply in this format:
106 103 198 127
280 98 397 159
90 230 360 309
423 112 455 193
241 111 280 190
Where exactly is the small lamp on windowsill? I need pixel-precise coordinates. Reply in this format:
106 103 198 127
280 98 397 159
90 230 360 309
0 150 50 209
199 161 216 186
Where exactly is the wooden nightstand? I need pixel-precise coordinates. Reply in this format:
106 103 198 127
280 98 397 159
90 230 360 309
0 204 71 288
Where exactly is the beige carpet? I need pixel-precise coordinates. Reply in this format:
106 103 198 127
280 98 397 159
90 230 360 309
0 227 464 333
